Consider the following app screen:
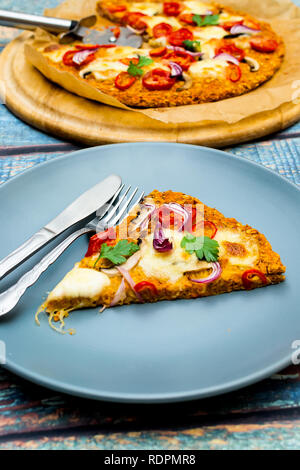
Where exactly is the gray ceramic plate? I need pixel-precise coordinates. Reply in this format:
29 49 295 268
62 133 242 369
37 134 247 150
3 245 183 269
0 143 299 403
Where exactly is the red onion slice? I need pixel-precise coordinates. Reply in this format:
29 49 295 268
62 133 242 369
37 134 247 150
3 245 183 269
214 53 240 65
163 203 190 231
109 278 126 307
189 262 222 284
153 223 173 252
72 49 96 65
117 266 144 302
167 45 203 58
230 24 261 35
169 61 183 77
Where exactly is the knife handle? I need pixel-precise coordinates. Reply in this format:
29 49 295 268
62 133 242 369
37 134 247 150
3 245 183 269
0 227 56 281
0 9 76 33
0 227 93 317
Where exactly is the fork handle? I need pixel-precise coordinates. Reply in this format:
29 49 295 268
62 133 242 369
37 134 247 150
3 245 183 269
0 227 93 317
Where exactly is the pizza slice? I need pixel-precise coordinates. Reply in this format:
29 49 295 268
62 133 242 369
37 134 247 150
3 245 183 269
25 1 284 108
37 190 285 334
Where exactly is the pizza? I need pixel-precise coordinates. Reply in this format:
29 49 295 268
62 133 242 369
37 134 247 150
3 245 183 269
25 1 284 108
36 190 286 334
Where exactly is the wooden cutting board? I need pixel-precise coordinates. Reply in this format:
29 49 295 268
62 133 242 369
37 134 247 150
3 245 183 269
1 32 300 147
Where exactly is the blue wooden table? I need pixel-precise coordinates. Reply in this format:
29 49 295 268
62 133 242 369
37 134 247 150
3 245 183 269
0 0 300 451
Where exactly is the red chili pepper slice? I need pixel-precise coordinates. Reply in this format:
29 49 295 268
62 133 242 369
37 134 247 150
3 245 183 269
142 68 176 91
242 269 268 290
168 28 193 47
165 49 195 71
122 11 148 30
115 72 136 91
250 37 278 53
215 43 245 62
75 44 100 51
163 1 182 16
62 50 77 66
158 206 183 229
150 47 167 58
153 22 173 38
85 228 116 257
179 13 196 25
135 281 158 296
113 26 121 38
226 64 242 82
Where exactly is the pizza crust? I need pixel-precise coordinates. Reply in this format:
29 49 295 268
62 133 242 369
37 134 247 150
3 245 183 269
25 2 284 108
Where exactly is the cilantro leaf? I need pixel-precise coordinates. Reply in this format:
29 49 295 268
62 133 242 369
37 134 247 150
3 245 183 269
94 240 140 267
127 56 154 77
192 14 220 27
137 56 153 67
182 39 201 52
127 63 144 77
181 234 219 262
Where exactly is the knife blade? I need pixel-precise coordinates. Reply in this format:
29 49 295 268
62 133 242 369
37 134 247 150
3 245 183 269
0 9 143 48
0 174 122 281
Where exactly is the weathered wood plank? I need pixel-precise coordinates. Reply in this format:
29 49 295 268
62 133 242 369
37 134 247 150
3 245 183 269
1 415 300 449
1 366 300 438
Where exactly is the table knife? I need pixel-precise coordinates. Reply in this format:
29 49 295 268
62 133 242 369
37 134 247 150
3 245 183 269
0 174 121 280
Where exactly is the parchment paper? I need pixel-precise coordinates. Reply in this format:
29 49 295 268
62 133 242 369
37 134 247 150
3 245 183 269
26 0 300 124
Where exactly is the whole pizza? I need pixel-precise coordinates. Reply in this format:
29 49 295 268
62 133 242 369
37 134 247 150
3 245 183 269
26 1 284 108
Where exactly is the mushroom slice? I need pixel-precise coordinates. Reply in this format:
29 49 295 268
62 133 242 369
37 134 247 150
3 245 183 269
244 56 260 72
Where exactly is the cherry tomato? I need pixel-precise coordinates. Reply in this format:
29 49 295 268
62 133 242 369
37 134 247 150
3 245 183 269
135 281 158 296
153 22 173 38
168 28 193 46
226 64 242 82
142 68 176 91
242 269 268 290
107 4 127 14
120 57 139 65
115 72 136 91
163 1 182 16
122 11 148 30
250 37 278 53
221 20 243 31
85 228 116 257
165 49 195 71
179 13 196 25
215 43 245 61
150 47 167 58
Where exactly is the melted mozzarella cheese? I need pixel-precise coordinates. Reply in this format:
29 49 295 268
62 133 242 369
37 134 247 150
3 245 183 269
219 12 244 23
129 2 163 16
138 230 211 282
144 16 182 30
214 230 259 267
48 266 110 301
182 1 214 15
189 58 228 78
80 59 128 80
201 41 218 59
193 26 227 40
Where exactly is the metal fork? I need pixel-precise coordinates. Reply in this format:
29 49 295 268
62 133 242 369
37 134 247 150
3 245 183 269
0 185 144 316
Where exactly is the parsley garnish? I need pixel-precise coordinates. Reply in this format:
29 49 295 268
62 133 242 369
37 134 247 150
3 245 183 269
181 233 220 263
94 240 140 267
192 14 220 27
182 39 201 52
127 56 154 77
